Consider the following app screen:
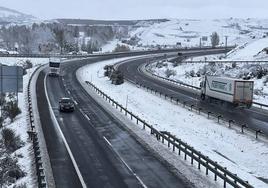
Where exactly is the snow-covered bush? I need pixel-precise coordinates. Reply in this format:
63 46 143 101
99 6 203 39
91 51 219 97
3 101 21 123
232 62 237 68
0 154 26 187
156 61 168 68
263 76 268 86
165 69 176 78
1 128 23 153
113 44 130 52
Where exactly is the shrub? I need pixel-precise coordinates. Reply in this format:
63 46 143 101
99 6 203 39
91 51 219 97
263 76 268 86
113 44 130 52
24 60 33 69
165 69 176 78
0 155 26 186
211 32 220 47
232 62 237 68
3 101 21 122
1 128 23 152
190 70 195 77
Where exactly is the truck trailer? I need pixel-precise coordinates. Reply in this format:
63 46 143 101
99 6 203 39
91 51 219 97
200 76 254 108
48 57 61 76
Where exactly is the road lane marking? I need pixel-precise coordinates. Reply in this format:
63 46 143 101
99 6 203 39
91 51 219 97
73 100 78 105
103 136 148 188
44 74 87 188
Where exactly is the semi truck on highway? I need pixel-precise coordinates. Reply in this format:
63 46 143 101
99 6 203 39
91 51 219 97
200 76 254 108
49 57 61 76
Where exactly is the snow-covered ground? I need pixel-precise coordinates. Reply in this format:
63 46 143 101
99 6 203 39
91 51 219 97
148 35 268 104
77 57 268 188
0 57 48 187
102 18 268 51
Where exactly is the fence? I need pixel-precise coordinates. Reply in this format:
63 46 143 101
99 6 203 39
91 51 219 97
141 64 268 139
26 66 47 188
85 80 253 188
144 63 268 109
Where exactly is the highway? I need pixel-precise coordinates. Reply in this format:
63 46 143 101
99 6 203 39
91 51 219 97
36 56 195 188
117 52 268 137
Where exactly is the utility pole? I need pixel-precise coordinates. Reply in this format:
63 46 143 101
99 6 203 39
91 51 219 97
224 36 228 58
199 38 202 48
225 36 228 49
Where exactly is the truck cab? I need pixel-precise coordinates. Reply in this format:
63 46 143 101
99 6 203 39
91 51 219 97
49 57 61 76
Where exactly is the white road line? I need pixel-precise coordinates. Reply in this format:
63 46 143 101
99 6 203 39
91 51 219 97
73 100 78 105
44 74 87 188
103 136 148 188
85 114 91 121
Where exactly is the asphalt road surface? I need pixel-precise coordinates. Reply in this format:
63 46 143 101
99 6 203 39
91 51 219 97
117 52 268 137
37 55 197 188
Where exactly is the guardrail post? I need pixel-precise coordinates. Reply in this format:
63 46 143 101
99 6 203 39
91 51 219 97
178 143 181 155
184 148 187 160
214 162 217 181
198 108 202 114
217 115 222 123
207 112 211 119
191 149 194 165
206 157 209 175
229 120 234 127
176 99 179 104
256 130 262 139
241 124 247 133
198 152 201 169
190 105 194 111
183 102 186 107
143 122 146 130
223 168 227 188
170 96 173 102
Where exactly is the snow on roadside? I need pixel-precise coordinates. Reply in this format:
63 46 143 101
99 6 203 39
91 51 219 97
78 58 268 188
0 57 49 67
0 57 48 187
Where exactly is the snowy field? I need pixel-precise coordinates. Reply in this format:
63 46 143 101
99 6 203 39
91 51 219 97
77 57 268 188
101 18 268 52
0 57 48 187
148 36 268 104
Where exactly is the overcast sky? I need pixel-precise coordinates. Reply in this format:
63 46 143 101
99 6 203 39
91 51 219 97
0 0 268 20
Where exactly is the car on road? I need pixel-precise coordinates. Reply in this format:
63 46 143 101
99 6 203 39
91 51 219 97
59 97 75 112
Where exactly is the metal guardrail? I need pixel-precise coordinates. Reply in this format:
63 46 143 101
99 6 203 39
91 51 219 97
26 66 47 188
85 80 253 188
183 60 268 64
145 66 268 109
0 46 233 58
141 67 266 139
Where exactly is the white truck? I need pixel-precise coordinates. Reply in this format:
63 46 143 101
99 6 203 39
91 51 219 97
48 57 61 76
200 76 254 108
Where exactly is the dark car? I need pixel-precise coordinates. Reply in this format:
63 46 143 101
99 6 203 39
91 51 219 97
59 97 75 112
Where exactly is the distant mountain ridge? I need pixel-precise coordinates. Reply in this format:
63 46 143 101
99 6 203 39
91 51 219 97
56 18 169 26
0 6 36 24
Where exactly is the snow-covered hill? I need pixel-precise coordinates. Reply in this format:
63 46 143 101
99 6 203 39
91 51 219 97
0 6 36 24
103 18 268 52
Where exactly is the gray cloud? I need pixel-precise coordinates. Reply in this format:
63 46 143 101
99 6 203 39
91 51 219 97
0 0 267 19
